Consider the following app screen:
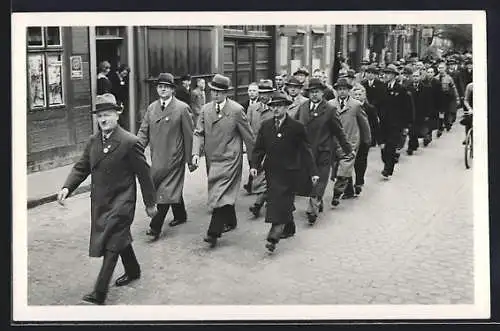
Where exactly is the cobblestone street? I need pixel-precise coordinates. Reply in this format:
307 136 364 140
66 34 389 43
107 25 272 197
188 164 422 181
27 124 473 306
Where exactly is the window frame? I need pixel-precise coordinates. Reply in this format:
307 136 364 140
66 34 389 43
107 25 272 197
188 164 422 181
27 26 65 112
27 26 45 49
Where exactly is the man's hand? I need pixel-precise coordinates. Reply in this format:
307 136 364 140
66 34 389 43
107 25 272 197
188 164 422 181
311 176 319 185
250 168 258 177
345 151 356 161
403 128 409 135
57 188 69 206
146 204 158 218
379 143 386 150
192 155 199 167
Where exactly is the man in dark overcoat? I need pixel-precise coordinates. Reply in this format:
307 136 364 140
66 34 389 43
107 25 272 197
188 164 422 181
361 65 386 115
57 93 157 305
250 91 318 253
137 72 194 242
295 78 354 224
378 64 413 179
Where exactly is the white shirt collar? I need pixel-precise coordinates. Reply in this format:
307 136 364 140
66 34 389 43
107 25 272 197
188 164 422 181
160 96 173 108
216 98 227 111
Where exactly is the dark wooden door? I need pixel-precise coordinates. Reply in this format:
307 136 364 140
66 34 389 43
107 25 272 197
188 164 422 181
224 38 271 104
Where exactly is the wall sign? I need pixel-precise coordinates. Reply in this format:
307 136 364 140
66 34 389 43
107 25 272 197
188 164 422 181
70 56 83 79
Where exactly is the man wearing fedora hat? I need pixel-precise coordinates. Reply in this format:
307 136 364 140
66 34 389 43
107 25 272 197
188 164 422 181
250 91 318 253
378 64 413 179
57 93 158 305
137 72 194 242
285 76 308 119
175 74 192 107
296 78 354 225
246 79 275 217
361 65 385 124
192 74 255 248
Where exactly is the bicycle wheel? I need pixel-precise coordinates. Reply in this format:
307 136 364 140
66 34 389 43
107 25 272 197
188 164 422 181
464 128 473 169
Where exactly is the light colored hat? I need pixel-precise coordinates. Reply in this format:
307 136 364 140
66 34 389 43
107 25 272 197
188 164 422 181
93 93 122 114
208 74 233 91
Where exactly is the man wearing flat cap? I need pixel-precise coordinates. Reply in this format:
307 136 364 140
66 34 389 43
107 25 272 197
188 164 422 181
285 76 308 119
57 93 158 305
246 79 275 217
192 74 255 248
250 91 318 253
296 78 354 225
137 72 194 242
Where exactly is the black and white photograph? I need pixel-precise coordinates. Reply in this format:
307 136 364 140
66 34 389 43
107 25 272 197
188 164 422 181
12 11 489 321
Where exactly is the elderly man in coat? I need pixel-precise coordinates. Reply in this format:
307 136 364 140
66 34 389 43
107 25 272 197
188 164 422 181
250 91 318 253
246 79 275 217
296 78 355 225
57 93 157 305
327 78 371 206
285 76 308 119
192 74 255 248
137 72 194 242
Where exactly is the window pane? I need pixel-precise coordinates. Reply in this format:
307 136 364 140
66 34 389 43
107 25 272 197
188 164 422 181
46 54 64 105
291 34 304 46
46 27 61 46
28 54 46 108
291 47 303 61
27 27 44 47
313 34 324 47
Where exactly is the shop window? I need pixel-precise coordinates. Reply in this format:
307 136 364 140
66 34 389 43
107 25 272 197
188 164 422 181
27 27 65 111
312 33 324 70
290 33 305 74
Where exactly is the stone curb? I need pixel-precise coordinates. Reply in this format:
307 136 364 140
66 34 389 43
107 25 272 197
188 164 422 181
27 185 91 209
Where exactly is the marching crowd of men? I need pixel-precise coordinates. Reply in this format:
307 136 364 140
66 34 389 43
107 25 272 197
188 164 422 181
56 52 473 305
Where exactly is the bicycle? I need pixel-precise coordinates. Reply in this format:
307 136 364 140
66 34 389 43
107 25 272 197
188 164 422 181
464 126 473 169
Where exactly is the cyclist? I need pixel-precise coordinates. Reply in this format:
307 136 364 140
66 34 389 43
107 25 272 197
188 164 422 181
461 82 473 145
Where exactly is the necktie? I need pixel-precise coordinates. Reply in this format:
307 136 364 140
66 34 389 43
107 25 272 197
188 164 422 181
275 118 280 131
161 101 165 111
340 99 345 109
310 103 316 112
216 103 221 113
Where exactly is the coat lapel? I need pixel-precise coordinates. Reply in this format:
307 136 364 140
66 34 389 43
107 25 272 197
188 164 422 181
91 127 122 170
337 98 352 115
211 100 229 125
307 100 327 124
151 98 176 123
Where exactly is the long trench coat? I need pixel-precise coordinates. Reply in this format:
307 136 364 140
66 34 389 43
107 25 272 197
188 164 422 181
193 99 255 209
63 126 156 257
296 99 352 198
137 97 194 204
286 94 308 119
246 102 274 194
328 97 372 177
251 116 317 224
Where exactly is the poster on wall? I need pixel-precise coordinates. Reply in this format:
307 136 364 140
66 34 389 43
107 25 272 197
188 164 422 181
70 55 83 79
28 53 46 109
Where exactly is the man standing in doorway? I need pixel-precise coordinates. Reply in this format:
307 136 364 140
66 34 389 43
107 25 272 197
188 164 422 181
57 93 157 305
137 73 194 242
192 74 255 248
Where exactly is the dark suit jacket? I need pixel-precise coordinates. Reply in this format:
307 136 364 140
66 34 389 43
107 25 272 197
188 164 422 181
379 80 413 144
361 78 386 112
251 115 317 197
62 126 156 257
175 86 191 106
361 101 381 146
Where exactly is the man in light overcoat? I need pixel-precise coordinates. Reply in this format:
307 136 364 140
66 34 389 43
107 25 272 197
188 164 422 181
284 77 308 119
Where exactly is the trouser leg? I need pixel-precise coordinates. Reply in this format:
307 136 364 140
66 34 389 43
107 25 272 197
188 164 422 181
94 250 120 294
226 204 237 228
120 244 141 277
207 207 225 238
307 196 321 218
354 144 369 186
382 142 397 175
333 176 349 198
149 203 170 233
171 196 187 221
282 221 296 236
254 191 267 207
344 177 355 196
267 224 285 244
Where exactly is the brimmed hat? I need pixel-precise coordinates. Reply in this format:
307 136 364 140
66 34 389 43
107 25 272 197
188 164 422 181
156 73 176 87
382 64 399 75
92 93 122 114
333 78 353 90
366 65 378 74
293 67 310 77
268 91 293 106
258 79 275 93
347 69 356 78
285 76 304 87
304 78 326 90
208 74 233 91
180 74 192 81
402 65 414 75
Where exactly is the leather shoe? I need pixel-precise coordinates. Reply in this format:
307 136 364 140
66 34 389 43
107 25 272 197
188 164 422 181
203 236 217 248
146 228 160 241
307 214 317 225
342 193 356 200
265 242 276 252
168 219 186 227
331 197 340 206
243 183 252 194
249 205 261 218
354 185 363 195
82 291 105 305
407 149 414 155
115 273 140 287
223 224 236 233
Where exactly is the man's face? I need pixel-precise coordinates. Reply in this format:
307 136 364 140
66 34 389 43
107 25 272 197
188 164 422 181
313 71 322 80
321 72 328 84
366 72 376 80
287 86 301 97
352 90 366 103
383 72 395 82
295 74 306 83
426 68 435 79
211 89 228 103
275 76 284 87
259 92 272 104
157 84 174 99
270 103 287 119
182 80 191 89
197 79 206 90
248 85 259 100
337 86 350 98
412 71 421 83
467 63 473 72
119 69 129 79
308 88 324 103
96 110 119 133
438 63 447 74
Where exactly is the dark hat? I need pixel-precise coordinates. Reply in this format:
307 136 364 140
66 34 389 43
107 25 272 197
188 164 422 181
293 67 310 76
156 72 176 87
402 65 414 75
92 93 122 114
285 76 304 87
366 65 378 74
208 74 233 91
258 79 275 93
347 69 356 78
304 78 326 90
180 74 192 81
268 91 293 106
382 64 399 75
360 59 370 65
333 77 353 90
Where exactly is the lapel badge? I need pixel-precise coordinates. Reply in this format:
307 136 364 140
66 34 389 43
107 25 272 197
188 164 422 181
313 112 318 117
165 117 170 122
277 133 282 138
103 144 111 154
218 113 222 119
